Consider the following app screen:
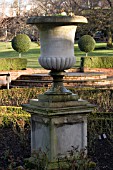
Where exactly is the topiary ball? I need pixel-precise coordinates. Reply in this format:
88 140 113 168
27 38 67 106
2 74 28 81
12 34 31 53
78 35 95 53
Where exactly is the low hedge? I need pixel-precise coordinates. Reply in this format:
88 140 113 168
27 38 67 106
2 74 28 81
0 106 30 128
0 87 45 106
0 87 113 113
88 112 113 137
88 112 113 154
84 56 113 68
0 58 27 71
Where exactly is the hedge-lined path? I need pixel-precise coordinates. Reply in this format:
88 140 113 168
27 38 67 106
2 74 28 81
0 68 113 88
85 68 113 77
10 68 113 89
0 68 49 88
0 67 113 81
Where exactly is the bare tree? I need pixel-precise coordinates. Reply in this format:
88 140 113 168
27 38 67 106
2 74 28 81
0 0 6 17
74 0 113 47
0 0 112 47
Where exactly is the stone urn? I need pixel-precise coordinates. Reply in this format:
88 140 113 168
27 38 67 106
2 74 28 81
23 16 95 167
27 16 88 94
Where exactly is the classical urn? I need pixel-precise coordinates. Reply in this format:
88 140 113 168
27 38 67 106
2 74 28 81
27 16 88 94
23 16 96 164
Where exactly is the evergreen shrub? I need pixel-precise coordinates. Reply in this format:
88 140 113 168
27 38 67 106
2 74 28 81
78 35 95 54
12 34 31 53
0 58 27 71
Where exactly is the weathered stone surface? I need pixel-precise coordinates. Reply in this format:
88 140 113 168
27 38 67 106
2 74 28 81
22 94 95 162
38 93 79 102
38 26 76 70
30 98 89 109
23 95 95 115
27 16 88 25
30 111 88 161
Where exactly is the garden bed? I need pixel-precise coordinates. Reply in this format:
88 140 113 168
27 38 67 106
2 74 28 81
0 123 113 169
0 126 31 169
0 86 113 169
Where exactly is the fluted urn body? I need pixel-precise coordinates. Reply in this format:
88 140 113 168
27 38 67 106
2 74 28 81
27 16 87 71
39 25 77 70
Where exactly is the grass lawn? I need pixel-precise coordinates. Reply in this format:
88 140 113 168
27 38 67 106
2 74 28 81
0 42 113 69
0 42 40 68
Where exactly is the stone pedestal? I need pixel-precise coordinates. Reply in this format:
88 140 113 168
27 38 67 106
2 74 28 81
22 16 95 169
23 93 94 162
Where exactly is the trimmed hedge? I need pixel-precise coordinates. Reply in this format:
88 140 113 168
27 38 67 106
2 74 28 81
0 87 45 106
88 112 113 153
12 34 31 53
0 87 113 113
84 56 113 68
0 106 30 127
78 35 95 53
0 58 27 71
0 106 29 115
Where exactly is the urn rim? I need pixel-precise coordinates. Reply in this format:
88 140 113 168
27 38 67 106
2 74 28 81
27 15 88 25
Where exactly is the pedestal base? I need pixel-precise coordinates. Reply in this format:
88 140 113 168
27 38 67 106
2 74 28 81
31 112 87 162
22 93 95 162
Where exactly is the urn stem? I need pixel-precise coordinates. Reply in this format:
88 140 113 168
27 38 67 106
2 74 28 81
44 71 72 95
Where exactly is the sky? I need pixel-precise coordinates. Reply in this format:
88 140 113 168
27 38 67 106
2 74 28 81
6 0 13 2
5 0 29 3
4 0 28 4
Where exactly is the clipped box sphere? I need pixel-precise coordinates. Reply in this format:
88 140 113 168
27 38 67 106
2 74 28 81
12 34 31 53
78 35 95 53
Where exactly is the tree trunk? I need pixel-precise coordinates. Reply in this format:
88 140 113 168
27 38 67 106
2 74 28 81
80 57 85 72
107 28 113 48
19 53 21 58
5 27 8 48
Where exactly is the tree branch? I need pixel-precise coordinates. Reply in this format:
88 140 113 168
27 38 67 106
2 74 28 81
106 0 112 8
